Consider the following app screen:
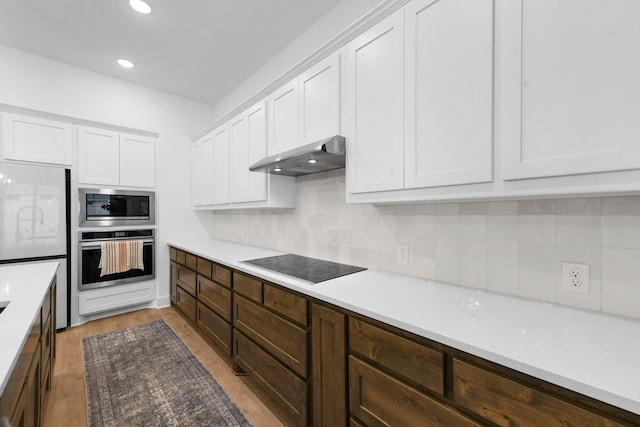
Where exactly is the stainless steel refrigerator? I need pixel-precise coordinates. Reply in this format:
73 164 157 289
0 162 70 329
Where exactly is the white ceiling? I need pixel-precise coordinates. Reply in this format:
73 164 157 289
0 0 343 105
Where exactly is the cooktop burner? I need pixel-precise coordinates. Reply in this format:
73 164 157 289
243 254 366 283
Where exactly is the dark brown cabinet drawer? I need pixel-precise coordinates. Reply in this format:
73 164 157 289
234 331 307 426
212 263 232 288
196 257 212 278
185 252 197 271
452 359 624 427
264 284 308 326
176 265 196 296
349 356 480 427
176 249 186 265
233 273 262 302
176 286 196 323
234 295 308 377
198 275 232 322
349 318 444 395
197 302 231 356
169 247 177 261
41 315 52 384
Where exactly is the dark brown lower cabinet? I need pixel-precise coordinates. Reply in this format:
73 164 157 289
169 260 177 304
311 303 346 427
453 358 627 427
349 356 481 427
196 302 232 356
175 286 196 323
234 331 308 426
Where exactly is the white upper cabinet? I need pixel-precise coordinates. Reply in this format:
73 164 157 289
191 138 204 207
299 53 341 144
268 78 299 154
78 127 120 186
230 102 267 204
119 134 155 188
1 113 73 165
201 132 215 205
345 9 405 194
404 0 493 189
213 124 230 205
500 0 640 180
78 126 155 188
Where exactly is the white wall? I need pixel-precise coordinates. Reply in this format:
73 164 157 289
0 44 216 324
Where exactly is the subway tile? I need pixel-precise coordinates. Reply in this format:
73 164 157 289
414 256 436 279
486 241 518 268
602 247 640 283
486 267 518 295
435 263 459 285
414 215 435 238
517 270 555 303
459 239 486 265
435 215 459 238
487 200 518 215
436 203 459 215
396 204 416 215
459 202 487 215
435 237 459 264
460 215 486 240
556 197 601 215
601 195 640 215
601 280 640 320
518 199 557 215
518 215 556 245
415 203 436 215
556 215 601 248
602 215 640 250
518 243 557 273
459 264 487 290
487 215 518 242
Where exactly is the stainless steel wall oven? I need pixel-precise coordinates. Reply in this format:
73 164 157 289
79 188 155 227
78 229 155 290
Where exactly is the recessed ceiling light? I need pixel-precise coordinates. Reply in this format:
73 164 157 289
117 59 135 68
129 0 152 14
308 159 318 164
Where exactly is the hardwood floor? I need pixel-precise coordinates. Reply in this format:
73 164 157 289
43 306 296 427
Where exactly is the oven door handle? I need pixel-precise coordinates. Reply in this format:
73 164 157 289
79 239 155 250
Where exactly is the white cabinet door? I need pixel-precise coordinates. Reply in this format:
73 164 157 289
246 102 268 202
120 133 155 188
230 102 267 203
299 53 341 144
268 78 299 154
191 140 203 207
201 133 215 205
78 126 119 186
500 0 640 180
405 0 493 189
213 125 230 205
345 9 405 194
1 113 73 165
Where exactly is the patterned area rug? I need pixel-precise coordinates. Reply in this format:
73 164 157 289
81 319 252 427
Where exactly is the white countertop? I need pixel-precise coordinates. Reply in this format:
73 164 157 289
169 238 640 415
0 262 58 395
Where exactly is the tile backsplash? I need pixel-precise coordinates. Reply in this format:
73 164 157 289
211 170 640 320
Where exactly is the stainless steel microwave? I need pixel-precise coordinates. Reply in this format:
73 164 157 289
79 188 155 227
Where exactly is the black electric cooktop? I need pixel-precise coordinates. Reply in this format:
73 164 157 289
243 254 366 284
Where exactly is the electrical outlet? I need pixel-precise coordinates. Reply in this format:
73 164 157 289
562 262 590 294
396 245 409 265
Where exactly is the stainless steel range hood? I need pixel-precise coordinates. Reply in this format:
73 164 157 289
249 135 345 177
